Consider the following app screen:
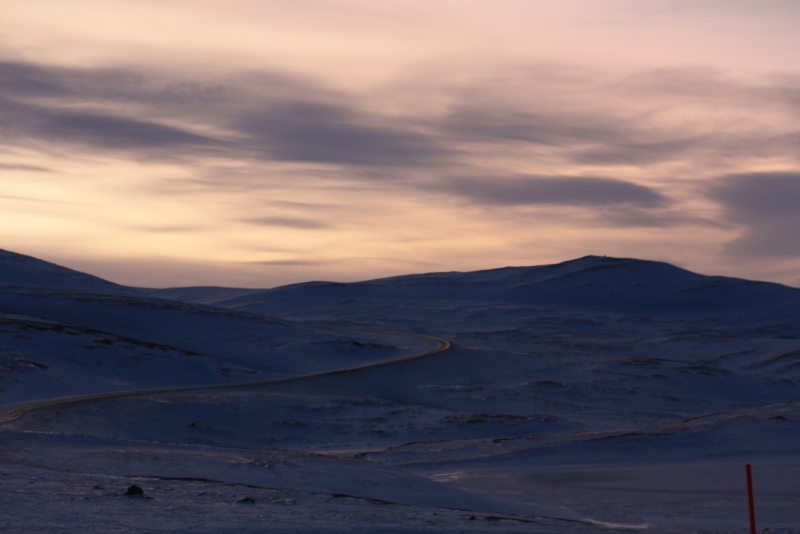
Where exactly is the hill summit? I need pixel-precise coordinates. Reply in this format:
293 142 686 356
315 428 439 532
0 249 131 293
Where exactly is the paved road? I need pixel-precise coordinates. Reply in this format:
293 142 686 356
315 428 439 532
0 329 450 424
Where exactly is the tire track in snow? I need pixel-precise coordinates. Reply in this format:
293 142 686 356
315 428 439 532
0 329 450 424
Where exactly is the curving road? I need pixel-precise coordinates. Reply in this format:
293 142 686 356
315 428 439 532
0 329 450 424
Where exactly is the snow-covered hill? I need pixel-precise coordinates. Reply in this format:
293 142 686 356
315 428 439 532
0 249 137 293
163 255 800 319
1 250 799 533
0 250 427 408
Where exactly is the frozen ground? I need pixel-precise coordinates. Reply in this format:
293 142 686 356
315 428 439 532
0 249 798 532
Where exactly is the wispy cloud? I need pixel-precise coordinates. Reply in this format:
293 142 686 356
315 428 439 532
3 56 800 284
437 175 667 207
2 59 799 175
0 162 51 172
241 216 329 229
46 111 218 150
710 172 800 257
245 260 322 266
238 101 444 166
0 60 446 167
0 97 220 160
441 107 626 146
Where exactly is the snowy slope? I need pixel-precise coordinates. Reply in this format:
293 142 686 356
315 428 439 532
1 251 799 533
170 255 800 319
0 249 136 293
0 250 428 408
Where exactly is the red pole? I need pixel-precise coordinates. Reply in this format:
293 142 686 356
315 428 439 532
746 464 757 534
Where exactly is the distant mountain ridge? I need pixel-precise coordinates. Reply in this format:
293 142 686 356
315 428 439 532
0 249 135 293
153 255 800 319
2 249 799 319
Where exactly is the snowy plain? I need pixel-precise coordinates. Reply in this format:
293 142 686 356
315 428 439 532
0 248 798 533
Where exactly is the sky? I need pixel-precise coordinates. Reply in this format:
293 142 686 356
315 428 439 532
2 0 800 288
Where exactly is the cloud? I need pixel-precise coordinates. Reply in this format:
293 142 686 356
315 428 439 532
571 139 702 165
438 66 800 168
439 175 667 207
132 225 203 233
0 96 219 158
2 57 800 207
45 111 218 150
0 162 51 172
439 103 800 169
246 260 321 266
441 101 768 166
440 103 701 167
441 107 627 146
241 216 329 229
238 101 443 166
710 172 800 257
0 60 445 168
0 60 229 109
0 60 85 97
